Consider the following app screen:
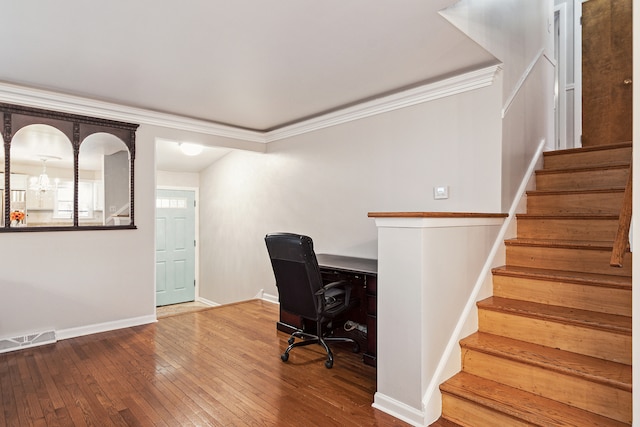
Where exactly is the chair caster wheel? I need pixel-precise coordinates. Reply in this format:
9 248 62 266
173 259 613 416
325 360 333 369
281 353 289 362
288 337 295 345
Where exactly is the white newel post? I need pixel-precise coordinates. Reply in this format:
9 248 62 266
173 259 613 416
370 213 505 426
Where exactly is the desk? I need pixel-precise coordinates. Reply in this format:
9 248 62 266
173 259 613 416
276 254 378 367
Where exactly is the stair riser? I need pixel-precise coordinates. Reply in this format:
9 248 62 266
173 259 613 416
543 147 631 170
535 168 629 191
526 192 623 215
461 349 632 424
492 275 631 316
441 394 532 427
478 310 631 364
505 245 632 277
516 218 618 241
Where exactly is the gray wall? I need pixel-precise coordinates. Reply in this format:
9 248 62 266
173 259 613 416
198 83 503 304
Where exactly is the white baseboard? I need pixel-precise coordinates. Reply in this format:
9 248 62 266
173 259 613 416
373 392 424 427
262 292 279 304
56 314 157 341
196 296 220 307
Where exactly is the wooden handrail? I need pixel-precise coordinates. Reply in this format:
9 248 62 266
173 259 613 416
610 163 632 267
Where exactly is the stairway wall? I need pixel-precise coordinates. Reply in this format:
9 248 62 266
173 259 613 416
437 143 633 426
441 0 556 212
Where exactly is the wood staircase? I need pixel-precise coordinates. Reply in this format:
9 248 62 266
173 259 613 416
434 142 633 426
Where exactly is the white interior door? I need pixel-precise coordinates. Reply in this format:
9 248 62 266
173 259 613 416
156 189 196 306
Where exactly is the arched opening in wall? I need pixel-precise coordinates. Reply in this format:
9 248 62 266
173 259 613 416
79 133 131 226
0 102 138 231
9 124 74 227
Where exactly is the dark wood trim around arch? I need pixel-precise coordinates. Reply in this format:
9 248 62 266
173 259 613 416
0 103 139 232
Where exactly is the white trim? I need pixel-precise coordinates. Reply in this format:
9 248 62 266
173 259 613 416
56 315 157 341
555 3 568 150
574 0 585 147
266 65 500 142
0 81 266 143
373 393 424 427
502 49 546 118
421 138 547 418
196 296 221 307
374 216 505 229
0 66 499 145
262 292 279 304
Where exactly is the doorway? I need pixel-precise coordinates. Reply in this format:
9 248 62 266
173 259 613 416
156 188 197 306
577 0 633 146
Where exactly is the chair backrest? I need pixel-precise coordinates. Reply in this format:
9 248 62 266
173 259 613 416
264 232 324 320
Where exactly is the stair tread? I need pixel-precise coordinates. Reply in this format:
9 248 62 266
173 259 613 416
478 297 631 334
461 332 631 391
527 188 625 196
516 214 619 220
441 372 630 427
536 163 630 175
543 141 632 156
491 266 631 289
505 238 616 250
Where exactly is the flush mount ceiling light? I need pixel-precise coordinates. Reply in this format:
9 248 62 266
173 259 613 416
179 142 203 156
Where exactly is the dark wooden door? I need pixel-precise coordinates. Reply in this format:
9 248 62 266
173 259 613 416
582 0 632 146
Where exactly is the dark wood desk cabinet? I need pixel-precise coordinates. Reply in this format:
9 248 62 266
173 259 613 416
276 254 378 367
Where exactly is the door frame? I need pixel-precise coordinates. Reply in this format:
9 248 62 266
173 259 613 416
554 2 569 150
156 185 200 304
573 0 586 148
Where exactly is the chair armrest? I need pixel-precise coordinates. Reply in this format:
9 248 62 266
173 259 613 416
315 280 352 309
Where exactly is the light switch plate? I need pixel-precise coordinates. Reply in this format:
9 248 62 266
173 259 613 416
433 186 449 200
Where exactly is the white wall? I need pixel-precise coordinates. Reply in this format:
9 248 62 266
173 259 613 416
157 170 199 188
0 125 156 340
0 119 260 343
198 82 502 305
441 0 555 211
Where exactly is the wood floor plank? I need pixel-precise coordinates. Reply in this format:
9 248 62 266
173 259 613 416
0 299 408 426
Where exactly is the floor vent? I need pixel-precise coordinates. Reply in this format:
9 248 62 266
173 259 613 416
0 330 57 354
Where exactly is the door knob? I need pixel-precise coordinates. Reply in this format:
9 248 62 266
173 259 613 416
623 79 633 85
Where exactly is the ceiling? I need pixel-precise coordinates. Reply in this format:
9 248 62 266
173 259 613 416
0 1 496 171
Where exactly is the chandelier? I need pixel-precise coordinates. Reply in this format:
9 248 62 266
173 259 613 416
29 158 52 193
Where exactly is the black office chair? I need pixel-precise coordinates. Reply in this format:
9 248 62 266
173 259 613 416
264 232 360 368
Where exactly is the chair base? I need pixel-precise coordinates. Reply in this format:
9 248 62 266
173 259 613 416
282 329 360 369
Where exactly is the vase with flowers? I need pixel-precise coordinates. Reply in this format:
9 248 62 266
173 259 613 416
10 210 25 226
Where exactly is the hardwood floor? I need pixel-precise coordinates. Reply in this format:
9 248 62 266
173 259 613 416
0 300 408 426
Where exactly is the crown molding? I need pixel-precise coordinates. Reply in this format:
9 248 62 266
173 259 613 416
264 65 500 142
0 82 266 143
0 65 499 145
